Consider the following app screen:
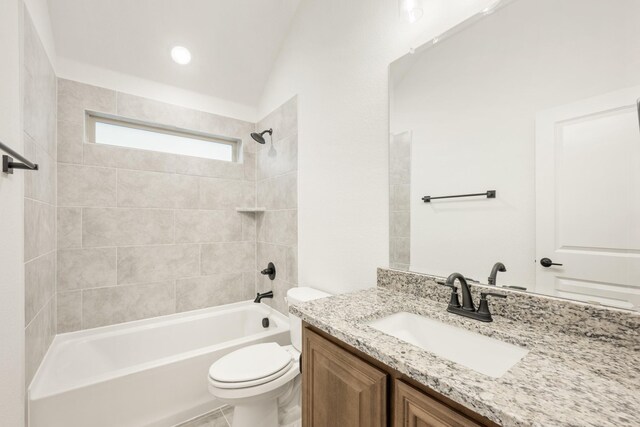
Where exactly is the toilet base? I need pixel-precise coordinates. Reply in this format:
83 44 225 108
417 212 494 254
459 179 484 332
232 399 279 427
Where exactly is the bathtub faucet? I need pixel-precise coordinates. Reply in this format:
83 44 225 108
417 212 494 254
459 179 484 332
254 291 274 303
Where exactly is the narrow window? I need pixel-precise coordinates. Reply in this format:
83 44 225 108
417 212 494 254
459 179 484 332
86 113 239 162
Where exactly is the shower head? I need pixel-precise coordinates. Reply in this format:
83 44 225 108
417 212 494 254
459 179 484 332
251 128 273 144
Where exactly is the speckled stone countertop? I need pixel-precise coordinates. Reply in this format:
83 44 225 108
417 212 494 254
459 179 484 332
291 276 640 426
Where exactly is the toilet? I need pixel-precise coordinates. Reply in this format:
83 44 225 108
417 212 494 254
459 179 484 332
207 287 331 427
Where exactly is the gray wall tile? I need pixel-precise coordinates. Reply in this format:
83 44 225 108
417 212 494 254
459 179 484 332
23 67 56 157
241 213 257 241
23 6 49 76
117 244 200 285
58 78 116 124
201 242 255 275
257 134 298 180
57 248 117 291
256 243 293 313
25 199 55 262
390 237 410 265
243 272 256 297
243 150 256 181
199 178 255 210
82 208 174 247
82 282 175 329
57 207 82 249
257 210 297 246
54 79 295 330
390 185 410 211
197 113 255 143
175 210 241 243
390 211 410 238
25 297 55 385
257 242 288 282
176 273 250 312
25 252 55 326
254 98 298 315
257 96 297 142
57 291 82 333
24 8 56 387
24 135 56 205
57 118 83 164
286 246 298 285
256 272 294 316
175 155 244 180
84 143 177 173
117 169 199 209
116 93 199 130
257 172 297 210
389 132 411 269
58 164 117 207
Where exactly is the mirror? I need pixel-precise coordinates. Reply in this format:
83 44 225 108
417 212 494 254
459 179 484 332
389 0 640 310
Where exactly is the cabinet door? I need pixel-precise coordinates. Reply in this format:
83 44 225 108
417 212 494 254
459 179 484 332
394 380 483 427
303 328 387 427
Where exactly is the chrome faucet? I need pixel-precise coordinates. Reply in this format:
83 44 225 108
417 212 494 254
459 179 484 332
442 272 506 322
488 262 506 286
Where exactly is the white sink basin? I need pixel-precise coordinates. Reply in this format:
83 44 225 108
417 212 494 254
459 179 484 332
367 312 529 378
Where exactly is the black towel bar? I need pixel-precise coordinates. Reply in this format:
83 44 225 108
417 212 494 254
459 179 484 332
1 140 38 174
422 190 496 203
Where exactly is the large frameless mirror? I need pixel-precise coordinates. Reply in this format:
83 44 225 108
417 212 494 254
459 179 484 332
389 0 640 310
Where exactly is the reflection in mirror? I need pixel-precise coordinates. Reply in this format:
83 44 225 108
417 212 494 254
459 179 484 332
389 0 640 310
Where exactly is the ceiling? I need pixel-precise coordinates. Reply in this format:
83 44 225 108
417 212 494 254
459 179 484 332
48 0 301 107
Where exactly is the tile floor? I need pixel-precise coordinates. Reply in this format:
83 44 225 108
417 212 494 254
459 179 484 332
178 406 233 427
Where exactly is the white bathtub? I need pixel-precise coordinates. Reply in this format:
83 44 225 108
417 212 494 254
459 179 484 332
28 301 290 427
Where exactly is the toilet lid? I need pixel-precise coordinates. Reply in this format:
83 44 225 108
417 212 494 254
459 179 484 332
209 343 292 384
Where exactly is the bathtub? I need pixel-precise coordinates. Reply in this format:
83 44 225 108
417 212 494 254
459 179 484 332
28 301 290 427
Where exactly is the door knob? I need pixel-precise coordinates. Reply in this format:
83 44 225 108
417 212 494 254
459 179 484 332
540 258 563 268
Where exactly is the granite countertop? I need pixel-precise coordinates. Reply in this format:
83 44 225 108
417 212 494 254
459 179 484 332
291 288 640 427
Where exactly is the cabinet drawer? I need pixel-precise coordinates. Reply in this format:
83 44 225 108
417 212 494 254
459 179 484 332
394 380 484 427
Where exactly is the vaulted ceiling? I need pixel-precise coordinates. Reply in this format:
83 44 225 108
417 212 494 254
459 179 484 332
48 0 301 107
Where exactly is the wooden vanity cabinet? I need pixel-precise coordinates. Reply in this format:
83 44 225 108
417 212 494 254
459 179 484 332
302 325 499 427
302 324 388 427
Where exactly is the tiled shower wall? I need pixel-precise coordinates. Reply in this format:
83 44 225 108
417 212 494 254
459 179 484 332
23 8 57 385
389 131 410 271
256 97 298 314
56 79 261 331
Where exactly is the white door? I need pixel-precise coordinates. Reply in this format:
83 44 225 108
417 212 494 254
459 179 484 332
535 86 640 310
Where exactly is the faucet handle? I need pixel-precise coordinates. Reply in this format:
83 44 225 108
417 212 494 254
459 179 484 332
441 282 461 309
480 291 507 299
476 292 507 320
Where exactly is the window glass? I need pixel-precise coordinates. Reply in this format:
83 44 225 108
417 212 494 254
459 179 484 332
89 115 237 162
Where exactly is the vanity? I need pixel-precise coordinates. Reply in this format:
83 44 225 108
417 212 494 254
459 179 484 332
302 325 499 426
293 269 640 427
295 0 640 424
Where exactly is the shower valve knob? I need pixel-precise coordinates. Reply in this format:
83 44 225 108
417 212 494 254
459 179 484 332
261 262 276 280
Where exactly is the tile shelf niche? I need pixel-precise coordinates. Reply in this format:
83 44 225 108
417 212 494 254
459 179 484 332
235 207 266 213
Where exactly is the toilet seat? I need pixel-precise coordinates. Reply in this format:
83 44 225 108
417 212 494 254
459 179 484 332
208 343 297 390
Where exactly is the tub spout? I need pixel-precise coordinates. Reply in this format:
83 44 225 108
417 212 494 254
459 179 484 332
254 291 274 303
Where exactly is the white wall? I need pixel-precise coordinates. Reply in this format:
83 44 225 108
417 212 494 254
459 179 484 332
56 58 258 122
23 0 56 68
0 0 25 424
258 0 493 294
392 0 640 288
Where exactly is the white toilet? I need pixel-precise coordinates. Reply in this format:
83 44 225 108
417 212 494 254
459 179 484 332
207 287 330 427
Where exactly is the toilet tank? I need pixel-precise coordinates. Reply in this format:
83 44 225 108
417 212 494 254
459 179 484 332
286 287 331 351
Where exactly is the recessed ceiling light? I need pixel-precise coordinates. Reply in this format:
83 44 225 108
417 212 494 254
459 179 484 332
171 46 191 65
399 0 424 23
